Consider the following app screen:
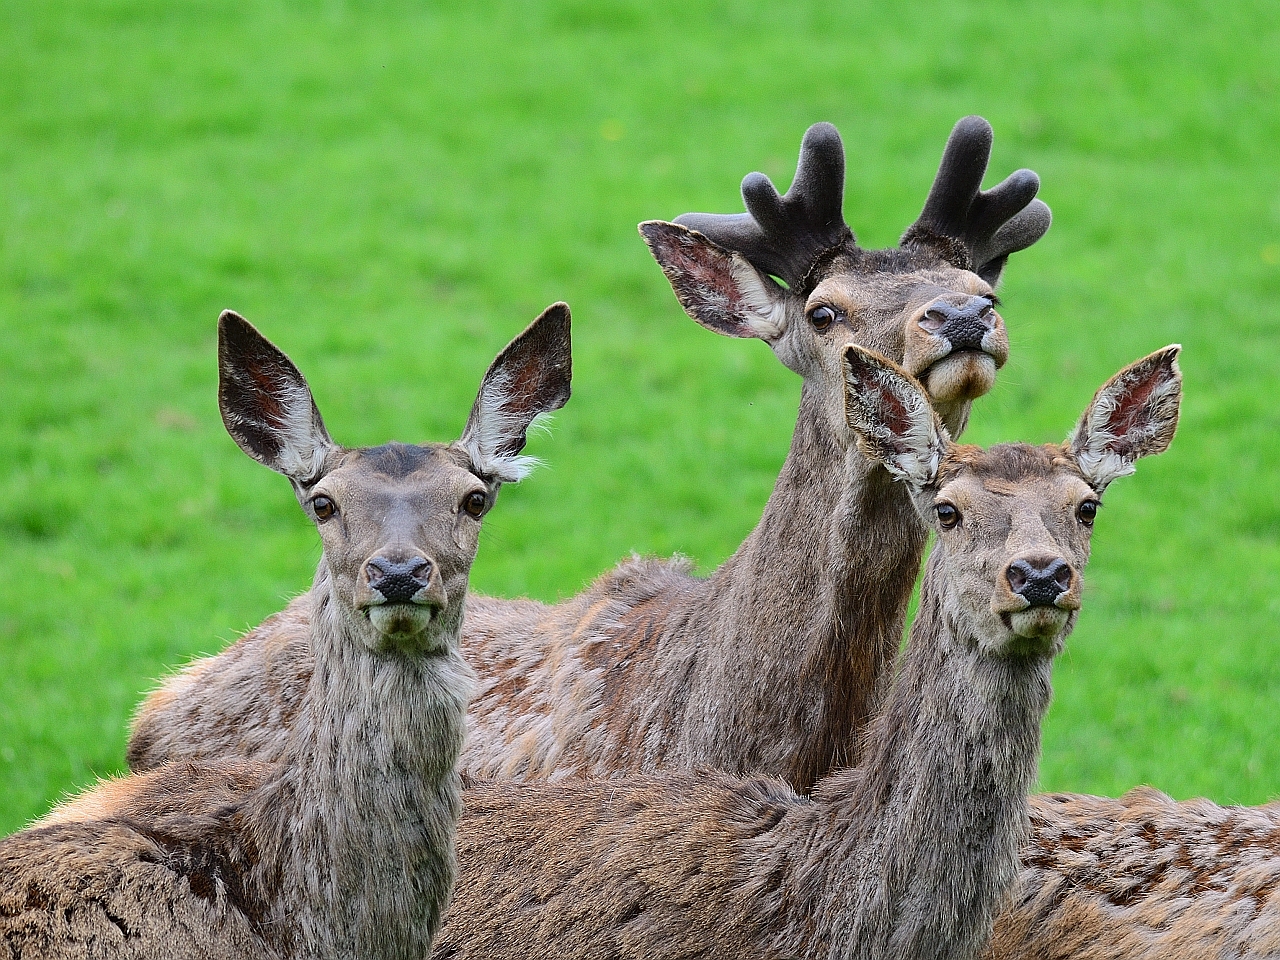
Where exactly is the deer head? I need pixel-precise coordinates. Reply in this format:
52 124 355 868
642 117 1051 436
217 304 572 655
843 344 1181 656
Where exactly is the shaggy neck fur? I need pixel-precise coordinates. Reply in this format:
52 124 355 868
766 554 1053 960
248 564 470 960
664 381 929 790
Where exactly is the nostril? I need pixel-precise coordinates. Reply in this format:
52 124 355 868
919 308 948 334
1006 561 1031 594
1048 559 1073 592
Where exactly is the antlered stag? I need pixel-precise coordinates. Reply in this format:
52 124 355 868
0 305 571 960
128 117 1051 792
433 345 1181 960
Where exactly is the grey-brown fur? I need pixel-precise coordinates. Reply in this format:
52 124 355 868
128 118 1048 793
434 346 1176 960
0 305 572 960
987 789 1280 960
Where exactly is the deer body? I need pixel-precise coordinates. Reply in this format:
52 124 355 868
0 306 573 960
986 789 1280 960
434 346 1181 960
128 118 1051 793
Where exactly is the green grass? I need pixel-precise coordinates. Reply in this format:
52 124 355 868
1 0 1277 833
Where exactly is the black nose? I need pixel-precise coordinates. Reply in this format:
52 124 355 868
1006 557 1073 607
919 297 995 352
366 556 434 604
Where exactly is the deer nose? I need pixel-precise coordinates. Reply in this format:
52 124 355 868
917 297 996 351
365 555 434 604
1005 556 1074 608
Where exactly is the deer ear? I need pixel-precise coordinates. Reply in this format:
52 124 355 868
218 310 335 484
1067 345 1182 491
461 302 573 483
640 220 788 340
843 345 949 487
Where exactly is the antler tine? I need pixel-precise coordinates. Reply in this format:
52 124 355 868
902 116 1052 284
675 122 854 289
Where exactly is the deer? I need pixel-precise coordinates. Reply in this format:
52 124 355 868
432 344 1183 960
0 304 572 960
982 788 1280 959
126 116 1052 793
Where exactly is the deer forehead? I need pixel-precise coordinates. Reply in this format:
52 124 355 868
936 445 1095 541
313 443 485 514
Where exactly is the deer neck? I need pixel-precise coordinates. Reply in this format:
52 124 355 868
253 563 471 960
777 556 1053 960
690 381 927 790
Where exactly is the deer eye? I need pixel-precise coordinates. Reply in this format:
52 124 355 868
808 305 839 331
935 503 960 529
462 491 488 519
311 495 337 522
1077 499 1099 526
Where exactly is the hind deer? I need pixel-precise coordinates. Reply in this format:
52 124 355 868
126 116 1051 792
0 305 572 960
432 345 1182 960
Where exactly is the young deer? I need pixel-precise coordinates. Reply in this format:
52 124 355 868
128 116 1051 792
0 306 572 960
432 345 1182 960
985 788 1280 959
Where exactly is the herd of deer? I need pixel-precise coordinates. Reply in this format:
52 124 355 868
1 116 1276 960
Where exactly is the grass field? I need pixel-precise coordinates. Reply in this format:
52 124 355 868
1 0 1277 834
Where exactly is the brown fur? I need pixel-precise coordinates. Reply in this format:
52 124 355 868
986 789 1280 960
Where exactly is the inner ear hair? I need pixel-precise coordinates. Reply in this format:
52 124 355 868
1067 345 1182 490
843 345 948 487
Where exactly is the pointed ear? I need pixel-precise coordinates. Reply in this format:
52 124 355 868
639 220 788 340
461 302 573 483
843 346 949 487
218 310 335 484
1067 345 1182 491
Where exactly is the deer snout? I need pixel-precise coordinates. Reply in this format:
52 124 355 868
918 296 997 352
1005 555 1077 609
365 555 436 605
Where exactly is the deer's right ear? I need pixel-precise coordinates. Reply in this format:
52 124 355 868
1067 345 1182 492
640 221 788 340
843 345 949 487
218 310 335 484
461 302 573 484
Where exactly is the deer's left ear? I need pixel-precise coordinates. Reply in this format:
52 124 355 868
1067 345 1182 492
843 345 949 488
461 302 573 483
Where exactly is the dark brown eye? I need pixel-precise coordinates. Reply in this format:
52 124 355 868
808 305 838 331
936 503 960 529
1077 500 1099 526
311 495 336 521
462 491 488 519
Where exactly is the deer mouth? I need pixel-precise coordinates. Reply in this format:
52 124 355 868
366 601 438 638
919 349 1000 405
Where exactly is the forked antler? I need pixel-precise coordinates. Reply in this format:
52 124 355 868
674 122 854 291
674 116 1050 292
900 115 1052 284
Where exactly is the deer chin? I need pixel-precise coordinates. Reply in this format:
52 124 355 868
920 351 998 405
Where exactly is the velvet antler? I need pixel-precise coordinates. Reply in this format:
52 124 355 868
899 116 1052 285
674 122 854 292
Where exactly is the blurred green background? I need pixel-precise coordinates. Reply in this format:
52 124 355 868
1 0 1277 833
